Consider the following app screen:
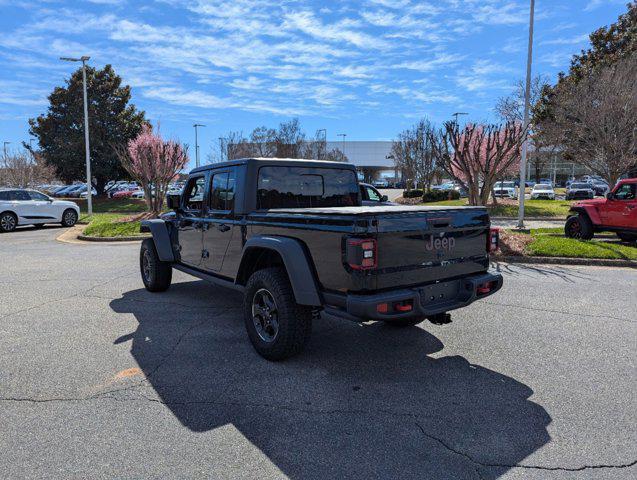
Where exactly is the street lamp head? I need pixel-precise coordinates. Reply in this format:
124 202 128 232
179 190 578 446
60 56 90 62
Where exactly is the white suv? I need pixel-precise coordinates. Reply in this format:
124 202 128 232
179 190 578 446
0 188 80 232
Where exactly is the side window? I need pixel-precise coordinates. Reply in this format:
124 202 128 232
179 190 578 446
29 191 49 201
209 168 236 211
183 176 205 212
12 190 30 201
614 184 636 201
0 191 9 201
365 186 381 202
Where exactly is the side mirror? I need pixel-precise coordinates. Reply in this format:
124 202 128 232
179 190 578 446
381 195 388 202
606 192 613 200
167 193 181 211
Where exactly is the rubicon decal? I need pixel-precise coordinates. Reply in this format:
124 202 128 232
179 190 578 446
425 235 456 252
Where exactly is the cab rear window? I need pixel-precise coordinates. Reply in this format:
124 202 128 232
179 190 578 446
257 166 359 209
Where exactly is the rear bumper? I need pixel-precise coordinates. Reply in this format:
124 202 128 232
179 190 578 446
325 272 503 321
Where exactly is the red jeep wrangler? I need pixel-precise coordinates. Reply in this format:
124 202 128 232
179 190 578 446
565 178 637 242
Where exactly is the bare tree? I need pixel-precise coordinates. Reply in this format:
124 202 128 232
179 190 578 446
391 119 438 190
1 150 55 188
432 121 525 206
213 119 348 162
539 53 637 186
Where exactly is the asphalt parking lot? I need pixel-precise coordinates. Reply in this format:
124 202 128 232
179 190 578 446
1 227 635 479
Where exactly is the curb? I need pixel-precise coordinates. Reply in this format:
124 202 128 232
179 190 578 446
493 255 636 268
490 216 566 221
77 234 149 242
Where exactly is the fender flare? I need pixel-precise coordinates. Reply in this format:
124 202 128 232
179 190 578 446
239 236 322 306
141 219 175 262
568 206 599 224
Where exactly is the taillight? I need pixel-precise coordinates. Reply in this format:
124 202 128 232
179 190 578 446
346 238 377 270
487 228 500 253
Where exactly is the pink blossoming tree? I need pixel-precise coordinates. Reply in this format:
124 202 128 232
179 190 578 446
117 124 189 215
432 121 525 206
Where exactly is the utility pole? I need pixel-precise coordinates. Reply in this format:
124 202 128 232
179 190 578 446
60 55 92 215
517 0 535 230
193 124 206 168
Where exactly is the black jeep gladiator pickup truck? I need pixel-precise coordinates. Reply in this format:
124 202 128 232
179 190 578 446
140 158 502 360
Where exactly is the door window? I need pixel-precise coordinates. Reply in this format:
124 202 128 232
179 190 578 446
28 191 50 201
183 176 205 212
10 190 30 201
365 186 382 202
613 184 636 201
209 169 236 211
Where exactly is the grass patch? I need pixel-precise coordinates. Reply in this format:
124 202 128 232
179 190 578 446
70 197 148 214
82 214 143 238
527 235 637 260
422 199 572 217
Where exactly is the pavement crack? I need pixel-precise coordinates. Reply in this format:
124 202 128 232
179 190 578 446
414 422 637 472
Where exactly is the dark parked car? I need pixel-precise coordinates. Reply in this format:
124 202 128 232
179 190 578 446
566 182 594 200
140 158 502 360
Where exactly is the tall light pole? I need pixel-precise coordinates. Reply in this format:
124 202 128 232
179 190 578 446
60 55 92 215
193 124 206 168
452 112 468 125
337 133 346 160
517 0 535 230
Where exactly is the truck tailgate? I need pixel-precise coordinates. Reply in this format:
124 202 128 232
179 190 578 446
372 207 490 290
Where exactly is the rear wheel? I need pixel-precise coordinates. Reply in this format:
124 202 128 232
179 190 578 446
61 209 78 227
565 215 593 240
140 238 172 292
0 212 17 232
617 232 637 243
243 267 312 361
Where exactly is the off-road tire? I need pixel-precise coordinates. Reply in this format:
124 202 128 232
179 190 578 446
383 317 425 327
243 267 312 361
61 209 78 227
565 215 593 240
140 238 172 292
617 232 637 243
0 212 17 233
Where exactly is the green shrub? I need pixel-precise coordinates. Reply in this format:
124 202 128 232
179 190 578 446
422 189 461 202
403 189 424 198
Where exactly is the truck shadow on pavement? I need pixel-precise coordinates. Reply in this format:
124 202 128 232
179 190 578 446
110 280 551 480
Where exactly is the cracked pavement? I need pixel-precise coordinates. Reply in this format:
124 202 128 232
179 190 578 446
1 226 636 479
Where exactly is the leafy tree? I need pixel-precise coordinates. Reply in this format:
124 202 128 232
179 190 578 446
535 3 637 182
29 64 146 194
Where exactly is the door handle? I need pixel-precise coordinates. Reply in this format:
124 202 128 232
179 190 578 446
217 224 231 232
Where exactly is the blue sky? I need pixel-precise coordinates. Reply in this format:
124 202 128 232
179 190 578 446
0 0 629 168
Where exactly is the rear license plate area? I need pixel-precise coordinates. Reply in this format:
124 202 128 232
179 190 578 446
419 280 461 307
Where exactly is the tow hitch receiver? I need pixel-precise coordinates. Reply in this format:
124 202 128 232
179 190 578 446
428 313 452 325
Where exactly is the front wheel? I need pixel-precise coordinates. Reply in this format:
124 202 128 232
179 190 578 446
0 212 17 232
565 215 593 240
61 209 78 227
243 267 312 361
140 238 172 292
